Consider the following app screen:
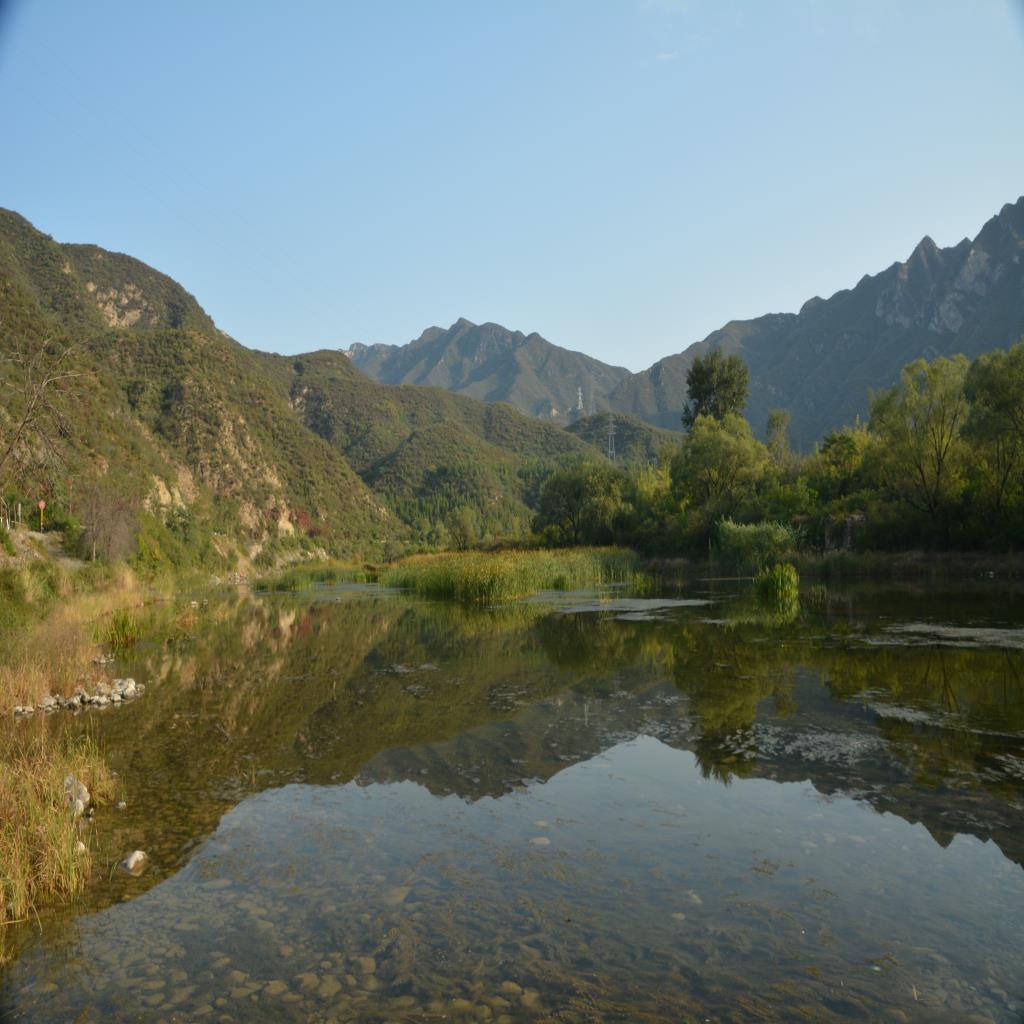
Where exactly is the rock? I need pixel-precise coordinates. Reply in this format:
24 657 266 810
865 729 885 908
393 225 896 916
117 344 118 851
118 850 148 876
499 982 522 996
295 972 320 991
111 692 123 704
529 836 550 846
318 976 342 999
117 800 127 811
263 980 289 997
13 705 34 716
354 956 376 974
75 840 87 855
40 696 57 711
64 775 90 817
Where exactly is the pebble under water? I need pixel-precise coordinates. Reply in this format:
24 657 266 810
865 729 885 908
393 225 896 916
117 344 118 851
1 581 1023 1023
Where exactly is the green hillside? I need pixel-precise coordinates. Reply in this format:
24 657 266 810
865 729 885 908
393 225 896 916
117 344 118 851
565 412 679 464
257 348 594 543
0 211 595 565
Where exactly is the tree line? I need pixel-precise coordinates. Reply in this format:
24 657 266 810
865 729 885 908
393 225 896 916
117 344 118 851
533 343 1024 556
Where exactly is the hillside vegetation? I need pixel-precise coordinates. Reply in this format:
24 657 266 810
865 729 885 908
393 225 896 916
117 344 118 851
0 210 604 566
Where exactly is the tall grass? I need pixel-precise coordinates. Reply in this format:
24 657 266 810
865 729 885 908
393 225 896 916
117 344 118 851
0 731 115 955
0 566 146 708
99 609 140 652
381 547 640 604
717 519 797 573
259 562 374 592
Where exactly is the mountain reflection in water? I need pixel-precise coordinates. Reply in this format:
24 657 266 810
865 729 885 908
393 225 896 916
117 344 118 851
1 582 1022 1023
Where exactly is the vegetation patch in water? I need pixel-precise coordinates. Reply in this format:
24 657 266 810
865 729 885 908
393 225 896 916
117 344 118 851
259 562 375 592
0 733 115 956
381 547 640 603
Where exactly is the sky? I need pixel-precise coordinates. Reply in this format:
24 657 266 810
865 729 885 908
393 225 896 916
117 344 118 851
1 1 1023 371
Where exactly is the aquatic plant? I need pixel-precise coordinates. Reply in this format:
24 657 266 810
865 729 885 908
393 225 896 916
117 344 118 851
0 733 115 959
716 519 796 573
754 562 800 602
381 547 640 604
101 609 140 652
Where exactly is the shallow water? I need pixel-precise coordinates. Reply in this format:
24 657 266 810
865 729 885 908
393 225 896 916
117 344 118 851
2 581 1023 1022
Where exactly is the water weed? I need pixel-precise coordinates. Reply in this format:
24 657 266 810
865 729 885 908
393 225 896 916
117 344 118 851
382 548 640 604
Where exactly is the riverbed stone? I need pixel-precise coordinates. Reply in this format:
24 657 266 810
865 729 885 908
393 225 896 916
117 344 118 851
354 956 376 974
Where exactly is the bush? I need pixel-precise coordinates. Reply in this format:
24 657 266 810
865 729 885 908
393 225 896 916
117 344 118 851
716 519 796 573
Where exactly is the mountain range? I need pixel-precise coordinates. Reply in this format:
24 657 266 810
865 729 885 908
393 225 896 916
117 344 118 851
344 318 630 422
348 196 1024 449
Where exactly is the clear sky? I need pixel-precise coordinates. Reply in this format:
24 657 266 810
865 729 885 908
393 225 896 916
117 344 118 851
1 1 1023 371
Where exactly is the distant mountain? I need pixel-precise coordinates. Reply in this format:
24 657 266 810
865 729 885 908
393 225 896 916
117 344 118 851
609 196 1024 448
344 318 630 422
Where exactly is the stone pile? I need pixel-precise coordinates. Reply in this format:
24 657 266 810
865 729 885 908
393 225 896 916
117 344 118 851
11 678 144 717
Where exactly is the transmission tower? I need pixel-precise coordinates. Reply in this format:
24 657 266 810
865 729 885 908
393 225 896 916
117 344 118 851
576 386 584 413
606 413 616 461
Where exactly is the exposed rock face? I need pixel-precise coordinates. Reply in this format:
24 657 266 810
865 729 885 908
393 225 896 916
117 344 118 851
607 196 1024 448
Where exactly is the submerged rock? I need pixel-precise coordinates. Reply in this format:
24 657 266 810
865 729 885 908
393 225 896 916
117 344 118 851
64 775 90 818
119 850 148 876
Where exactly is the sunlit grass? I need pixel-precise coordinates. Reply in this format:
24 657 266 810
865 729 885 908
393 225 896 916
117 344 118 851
0 730 116 959
0 566 154 708
381 547 640 604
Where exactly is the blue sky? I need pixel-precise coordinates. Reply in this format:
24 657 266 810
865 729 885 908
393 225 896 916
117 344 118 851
1 1 1022 371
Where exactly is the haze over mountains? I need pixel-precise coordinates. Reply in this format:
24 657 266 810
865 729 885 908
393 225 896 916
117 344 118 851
349 197 1024 449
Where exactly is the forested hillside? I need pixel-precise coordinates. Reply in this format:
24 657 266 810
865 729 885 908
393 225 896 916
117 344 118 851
0 211 602 566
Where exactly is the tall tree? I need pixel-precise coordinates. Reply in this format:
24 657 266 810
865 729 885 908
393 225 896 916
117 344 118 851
868 355 970 519
963 342 1024 513
681 350 749 430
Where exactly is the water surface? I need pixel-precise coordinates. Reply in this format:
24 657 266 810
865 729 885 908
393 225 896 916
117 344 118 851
1 581 1022 1022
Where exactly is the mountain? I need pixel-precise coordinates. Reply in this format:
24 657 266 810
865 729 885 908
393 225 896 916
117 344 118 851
609 196 1024 448
565 412 679 464
0 211 597 564
344 318 630 422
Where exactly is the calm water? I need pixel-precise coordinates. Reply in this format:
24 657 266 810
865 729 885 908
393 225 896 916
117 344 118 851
1 581 1023 1022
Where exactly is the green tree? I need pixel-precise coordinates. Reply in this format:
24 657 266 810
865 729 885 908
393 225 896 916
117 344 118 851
765 409 791 465
534 463 628 546
446 506 480 551
681 350 749 430
963 342 1024 513
670 413 770 514
867 355 970 519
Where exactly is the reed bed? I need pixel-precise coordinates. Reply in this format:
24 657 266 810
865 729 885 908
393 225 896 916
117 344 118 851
381 547 640 604
0 731 115 954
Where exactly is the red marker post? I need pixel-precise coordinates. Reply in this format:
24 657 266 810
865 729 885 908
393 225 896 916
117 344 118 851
38 499 45 532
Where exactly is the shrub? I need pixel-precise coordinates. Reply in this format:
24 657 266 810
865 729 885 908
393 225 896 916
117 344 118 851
717 519 795 573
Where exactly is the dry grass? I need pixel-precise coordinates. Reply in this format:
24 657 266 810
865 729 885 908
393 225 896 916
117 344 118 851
0 565 150 708
0 727 116 957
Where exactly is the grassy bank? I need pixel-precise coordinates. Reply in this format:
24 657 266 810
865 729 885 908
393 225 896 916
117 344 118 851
0 730 115 956
381 547 640 604
0 564 156 710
